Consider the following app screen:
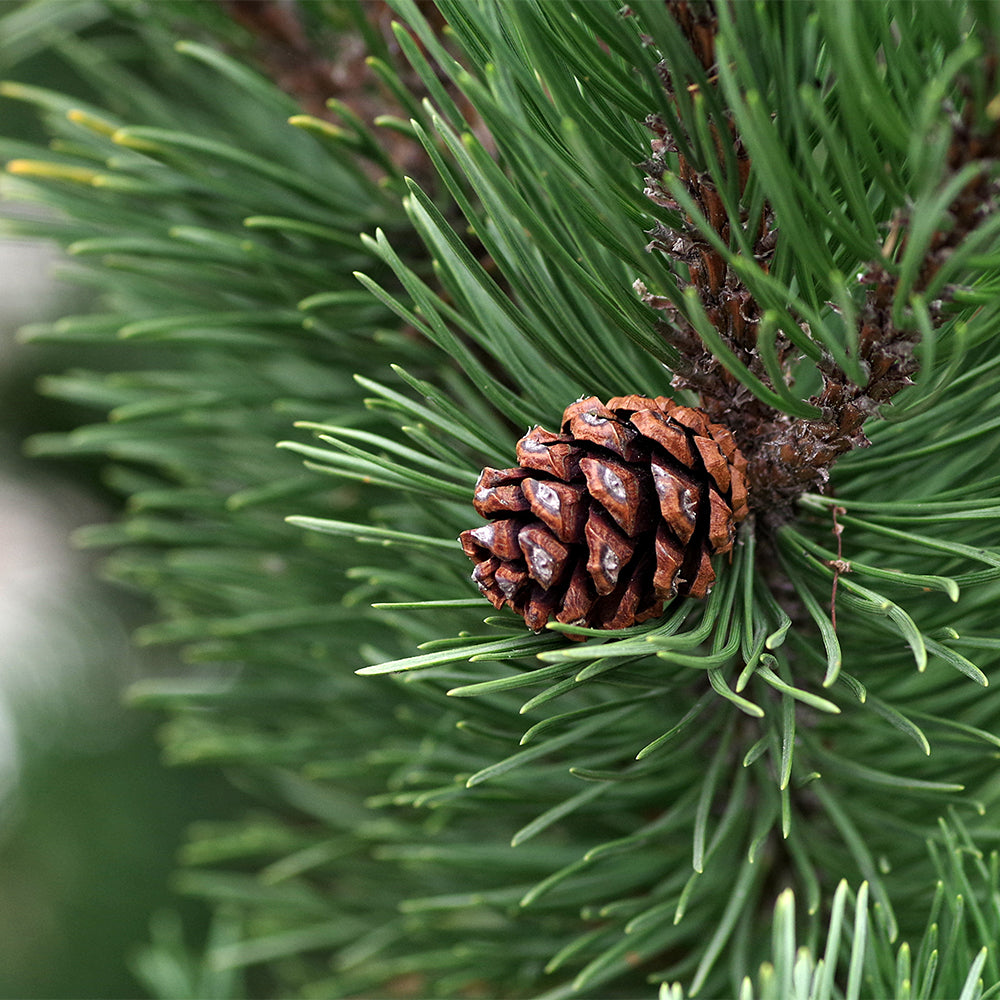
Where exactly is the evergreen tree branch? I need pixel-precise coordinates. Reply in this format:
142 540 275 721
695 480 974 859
4 2 1000 997
636 0 1000 525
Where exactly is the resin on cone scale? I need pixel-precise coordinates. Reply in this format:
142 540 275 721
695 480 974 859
460 396 750 632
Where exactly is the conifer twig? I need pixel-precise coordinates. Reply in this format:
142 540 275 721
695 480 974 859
639 2 1000 527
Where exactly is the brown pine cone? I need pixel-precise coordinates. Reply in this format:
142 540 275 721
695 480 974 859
459 395 750 632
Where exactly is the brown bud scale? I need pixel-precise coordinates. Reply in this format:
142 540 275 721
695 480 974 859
460 396 750 632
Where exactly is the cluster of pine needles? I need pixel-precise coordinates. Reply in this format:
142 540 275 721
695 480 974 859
3 1 1000 997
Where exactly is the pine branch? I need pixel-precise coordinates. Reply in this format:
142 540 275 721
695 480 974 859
6 2 1000 998
638 0 1000 524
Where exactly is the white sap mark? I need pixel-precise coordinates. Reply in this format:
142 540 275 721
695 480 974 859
600 546 620 578
534 482 561 514
600 466 627 504
498 575 520 599
471 525 495 547
475 488 491 503
681 488 697 522
523 539 554 584
582 410 606 425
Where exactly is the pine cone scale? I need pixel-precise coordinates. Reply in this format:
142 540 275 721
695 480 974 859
651 459 699 544
522 478 587 541
685 548 716 600
628 408 695 465
707 490 736 553
585 508 635 595
519 523 568 588
460 396 750 632
557 563 596 625
579 456 651 536
653 524 684 595
516 427 580 479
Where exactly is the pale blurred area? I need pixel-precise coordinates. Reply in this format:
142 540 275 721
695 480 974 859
0 230 233 997
0 467 127 805
0 14 238 992
0 234 122 794
0 232 121 798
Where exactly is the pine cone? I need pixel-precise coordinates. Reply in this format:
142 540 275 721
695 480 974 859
459 396 750 632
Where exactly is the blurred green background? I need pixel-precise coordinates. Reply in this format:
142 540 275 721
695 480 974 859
0 226 245 1000
0 11 242 997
